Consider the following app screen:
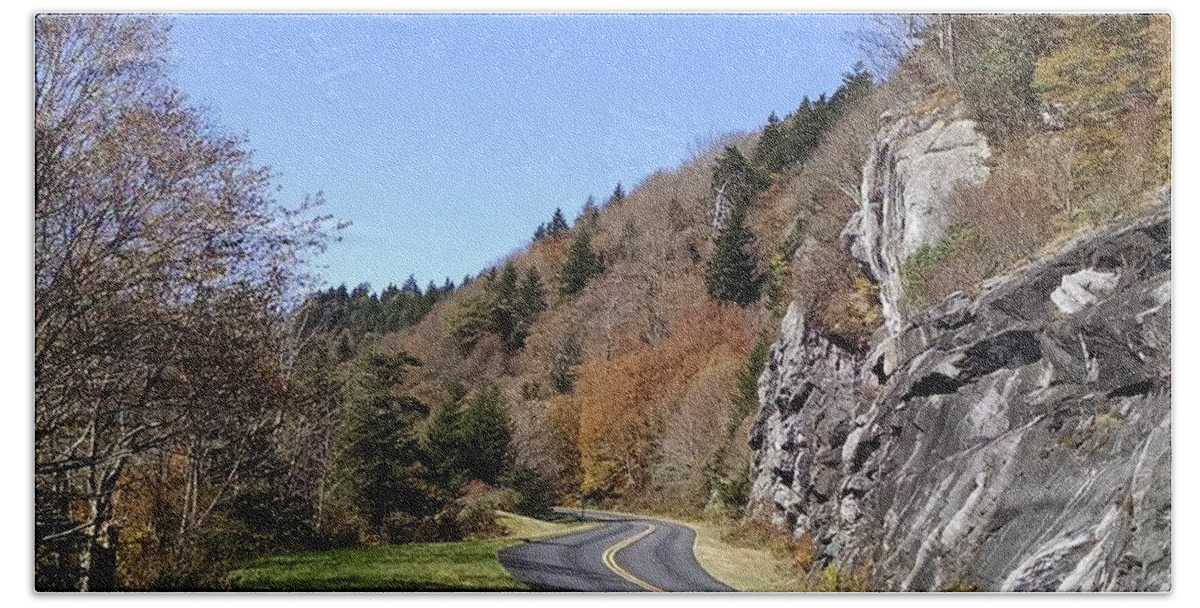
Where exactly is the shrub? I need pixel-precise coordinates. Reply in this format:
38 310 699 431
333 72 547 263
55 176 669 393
900 224 981 303
453 481 520 538
815 275 883 347
962 30 1037 140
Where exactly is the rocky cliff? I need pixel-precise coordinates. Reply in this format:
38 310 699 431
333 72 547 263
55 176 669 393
747 111 1170 591
841 108 991 333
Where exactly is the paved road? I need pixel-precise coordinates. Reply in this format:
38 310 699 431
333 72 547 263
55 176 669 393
498 510 733 592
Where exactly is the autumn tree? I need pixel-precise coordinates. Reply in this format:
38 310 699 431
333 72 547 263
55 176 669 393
35 15 333 591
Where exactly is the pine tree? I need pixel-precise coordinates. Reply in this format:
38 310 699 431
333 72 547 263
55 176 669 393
753 112 788 174
831 61 874 109
492 262 522 351
338 350 435 528
705 204 762 306
550 333 582 394
559 230 600 296
577 195 600 229
518 266 548 320
457 386 511 484
608 183 625 205
548 208 569 235
426 399 465 486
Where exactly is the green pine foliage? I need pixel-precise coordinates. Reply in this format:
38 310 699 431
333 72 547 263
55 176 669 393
705 204 763 306
550 332 582 394
447 289 499 354
559 230 601 296
548 208 569 235
533 207 570 241
730 339 771 434
752 63 873 176
425 386 512 487
490 263 522 351
301 279 456 359
448 263 548 354
337 350 438 532
608 183 625 205
518 267 548 320
577 195 600 229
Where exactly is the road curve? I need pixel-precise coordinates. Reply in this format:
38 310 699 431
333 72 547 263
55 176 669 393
498 510 733 592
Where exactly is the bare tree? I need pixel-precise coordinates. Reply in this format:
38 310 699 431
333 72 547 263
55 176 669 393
35 15 333 590
847 14 930 77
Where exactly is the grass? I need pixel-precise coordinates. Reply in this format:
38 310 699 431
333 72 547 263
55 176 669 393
228 512 594 592
493 510 598 540
684 517 806 592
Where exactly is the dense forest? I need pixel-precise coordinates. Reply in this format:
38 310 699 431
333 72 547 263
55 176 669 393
35 14 1170 590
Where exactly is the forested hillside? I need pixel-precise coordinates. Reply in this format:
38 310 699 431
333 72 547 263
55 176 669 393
35 13 1170 591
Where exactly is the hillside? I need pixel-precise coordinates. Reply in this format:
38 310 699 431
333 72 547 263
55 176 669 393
35 13 1170 591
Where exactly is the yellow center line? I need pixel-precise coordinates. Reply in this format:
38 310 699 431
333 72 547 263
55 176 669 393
601 523 663 592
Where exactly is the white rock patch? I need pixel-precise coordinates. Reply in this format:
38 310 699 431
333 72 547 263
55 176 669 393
1051 268 1119 314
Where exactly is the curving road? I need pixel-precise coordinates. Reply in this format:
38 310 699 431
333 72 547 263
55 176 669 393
498 510 733 592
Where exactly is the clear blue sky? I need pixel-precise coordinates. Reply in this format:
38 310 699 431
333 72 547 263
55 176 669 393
168 13 866 291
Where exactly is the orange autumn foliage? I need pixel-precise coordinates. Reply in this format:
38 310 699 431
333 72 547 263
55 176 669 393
571 300 755 496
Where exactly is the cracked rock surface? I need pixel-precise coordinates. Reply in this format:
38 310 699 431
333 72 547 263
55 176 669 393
748 210 1171 591
842 108 992 333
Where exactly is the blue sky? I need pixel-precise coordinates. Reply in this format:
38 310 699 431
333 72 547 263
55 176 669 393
168 13 867 291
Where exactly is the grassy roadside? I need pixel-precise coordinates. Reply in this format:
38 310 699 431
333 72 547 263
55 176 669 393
228 512 594 591
683 517 806 592
637 511 871 592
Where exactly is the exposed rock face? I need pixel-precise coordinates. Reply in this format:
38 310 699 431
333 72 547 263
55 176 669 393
842 110 992 334
748 210 1171 591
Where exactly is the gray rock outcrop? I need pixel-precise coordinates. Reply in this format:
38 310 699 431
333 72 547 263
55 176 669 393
841 109 992 334
747 210 1171 591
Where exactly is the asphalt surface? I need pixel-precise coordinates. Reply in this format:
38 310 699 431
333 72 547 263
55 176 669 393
498 510 733 592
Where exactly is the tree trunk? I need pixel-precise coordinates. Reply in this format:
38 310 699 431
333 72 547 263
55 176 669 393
77 497 119 591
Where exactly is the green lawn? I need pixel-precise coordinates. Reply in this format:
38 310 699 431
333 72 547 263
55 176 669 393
230 539 526 591
228 512 592 592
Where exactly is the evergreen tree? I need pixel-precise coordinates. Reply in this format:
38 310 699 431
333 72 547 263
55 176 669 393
608 183 625 205
426 399 465 486
832 62 874 109
559 230 600 296
424 386 511 486
752 112 788 174
447 290 498 354
518 266 548 320
491 262 522 351
577 195 600 229
457 386 511 484
401 275 421 295
337 350 435 529
548 208 569 236
550 332 582 394
705 204 762 306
